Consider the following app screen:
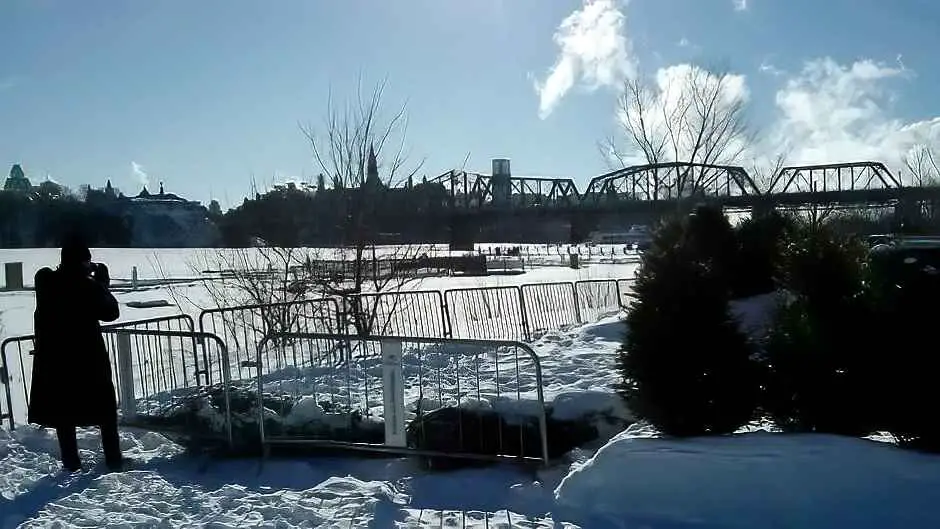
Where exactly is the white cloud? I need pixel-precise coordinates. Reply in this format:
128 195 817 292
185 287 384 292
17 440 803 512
677 37 691 48
766 57 940 180
534 0 635 119
608 55 940 187
733 0 748 11
131 161 150 189
759 60 784 77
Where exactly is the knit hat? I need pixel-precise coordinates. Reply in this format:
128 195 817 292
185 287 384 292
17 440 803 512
61 233 92 266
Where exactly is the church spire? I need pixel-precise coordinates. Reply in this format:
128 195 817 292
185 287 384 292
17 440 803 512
367 143 378 185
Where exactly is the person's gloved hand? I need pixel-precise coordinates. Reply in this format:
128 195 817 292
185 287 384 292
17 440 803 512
93 263 110 288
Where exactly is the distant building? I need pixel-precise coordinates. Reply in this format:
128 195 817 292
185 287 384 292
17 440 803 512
4 164 33 194
122 182 218 247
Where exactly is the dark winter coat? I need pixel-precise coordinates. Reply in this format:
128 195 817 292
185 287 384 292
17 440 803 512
28 265 120 428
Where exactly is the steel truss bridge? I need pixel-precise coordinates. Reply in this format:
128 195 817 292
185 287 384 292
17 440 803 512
428 161 940 212
425 161 940 243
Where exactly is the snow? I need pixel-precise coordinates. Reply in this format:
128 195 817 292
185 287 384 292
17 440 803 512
555 427 940 528
4 247 940 527
0 424 570 527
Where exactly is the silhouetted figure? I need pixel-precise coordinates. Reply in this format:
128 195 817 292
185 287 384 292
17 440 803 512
28 235 124 472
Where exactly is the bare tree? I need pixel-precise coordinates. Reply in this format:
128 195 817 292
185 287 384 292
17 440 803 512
749 151 789 194
903 144 940 187
297 79 432 336
603 66 751 199
158 81 435 345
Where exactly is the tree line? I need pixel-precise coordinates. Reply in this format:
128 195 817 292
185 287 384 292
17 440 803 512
0 186 132 248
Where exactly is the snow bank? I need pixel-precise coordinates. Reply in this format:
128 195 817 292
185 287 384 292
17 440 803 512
555 427 940 528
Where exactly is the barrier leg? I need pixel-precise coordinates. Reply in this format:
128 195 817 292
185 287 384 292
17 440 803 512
116 333 137 421
381 340 406 447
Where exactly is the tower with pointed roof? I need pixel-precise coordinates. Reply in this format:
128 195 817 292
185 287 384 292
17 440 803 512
4 164 32 193
366 144 380 188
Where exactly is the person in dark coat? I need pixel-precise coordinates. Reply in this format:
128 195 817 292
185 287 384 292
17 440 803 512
28 235 124 471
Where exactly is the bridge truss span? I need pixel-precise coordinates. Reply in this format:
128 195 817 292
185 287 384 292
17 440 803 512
769 161 901 195
428 170 580 210
580 162 762 205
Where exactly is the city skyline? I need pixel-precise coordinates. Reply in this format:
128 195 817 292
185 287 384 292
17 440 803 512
3 0 940 208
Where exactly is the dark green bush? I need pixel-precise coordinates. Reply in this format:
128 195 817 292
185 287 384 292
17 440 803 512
619 206 760 436
760 223 878 435
733 210 796 298
867 247 940 450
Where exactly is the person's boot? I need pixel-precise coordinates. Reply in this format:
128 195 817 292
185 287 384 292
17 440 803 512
100 420 124 472
62 457 82 472
56 426 82 472
104 456 124 472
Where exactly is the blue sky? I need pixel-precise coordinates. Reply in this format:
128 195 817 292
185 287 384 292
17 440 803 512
3 0 940 208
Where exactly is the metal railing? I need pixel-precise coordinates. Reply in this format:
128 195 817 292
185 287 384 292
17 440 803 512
444 286 529 341
521 282 580 335
101 328 234 449
617 278 638 305
574 279 624 323
250 332 549 465
346 290 448 338
198 298 340 382
1 314 196 430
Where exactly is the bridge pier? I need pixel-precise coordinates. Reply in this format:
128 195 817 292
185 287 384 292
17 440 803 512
449 215 479 251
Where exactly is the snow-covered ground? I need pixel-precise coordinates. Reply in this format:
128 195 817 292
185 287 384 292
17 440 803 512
4 247 940 527
5 409 940 527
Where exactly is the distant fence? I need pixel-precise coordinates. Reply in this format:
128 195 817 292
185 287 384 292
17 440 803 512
444 286 528 341
521 282 580 335
196 278 634 349
198 298 340 382
349 290 448 339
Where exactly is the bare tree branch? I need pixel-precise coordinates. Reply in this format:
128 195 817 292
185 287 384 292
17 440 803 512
903 144 940 187
610 67 751 200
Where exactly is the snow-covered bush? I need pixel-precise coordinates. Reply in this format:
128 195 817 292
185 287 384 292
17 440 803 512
133 384 384 451
618 206 760 437
760 224 878 435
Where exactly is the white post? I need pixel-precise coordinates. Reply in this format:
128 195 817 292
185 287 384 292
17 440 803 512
131 266 138 290
381 339 406 447
116 333 137 421
3 262 23 291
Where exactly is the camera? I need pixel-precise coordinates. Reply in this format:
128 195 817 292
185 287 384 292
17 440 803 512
89 262 110 285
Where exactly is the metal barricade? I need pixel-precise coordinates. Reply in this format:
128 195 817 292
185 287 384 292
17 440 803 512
617 278 637 306
347 290 447 338
1 314 197 430
574 279 623 322
444 286 528 341
249 332 548 465
520 282 579 335
100 328 234 449
0 335 33 430
198 298 340 383
101 315 199 405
